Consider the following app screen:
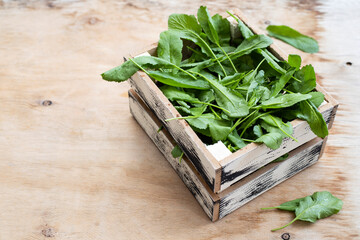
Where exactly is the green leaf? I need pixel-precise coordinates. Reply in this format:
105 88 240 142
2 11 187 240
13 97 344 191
271 191 343 231
228 130 247 149
157 30 183 66
288 64 316 94
171 145 183 158
270 69 296 98
149 71 210 90
309 91 325 108
253 125 263 138
297 100 328 138
266 25 319 53
288 54 301 70
261 196 306 211
194 72 249 118
259 93 312 109
160 85 199 102
255 132 283 149
168 13 227 74
212 14 231 45
186 113 232 141
101 56 194 82
232 35 273 58
271 153 289 163
260 115 293 139
197 6 219 45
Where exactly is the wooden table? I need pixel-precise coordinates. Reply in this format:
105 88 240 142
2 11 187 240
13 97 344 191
0 1 359 239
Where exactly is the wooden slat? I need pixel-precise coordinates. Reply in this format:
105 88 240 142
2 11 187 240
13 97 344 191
129 89 325 221
128 89 218 220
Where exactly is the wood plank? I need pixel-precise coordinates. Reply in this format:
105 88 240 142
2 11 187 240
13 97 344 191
129 89 325 221
0 1 358 239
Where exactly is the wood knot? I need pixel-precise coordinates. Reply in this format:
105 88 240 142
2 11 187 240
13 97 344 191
41 228 55 237
264 20 271 25
42 100 52 106
88 17 100 25
281 233 290 240
346 61 352 66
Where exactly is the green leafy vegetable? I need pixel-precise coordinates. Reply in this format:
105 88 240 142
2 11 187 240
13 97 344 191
266 25 319 53
262 191 343 231
171 145 184 163
157 30 183 66
101 6 329 152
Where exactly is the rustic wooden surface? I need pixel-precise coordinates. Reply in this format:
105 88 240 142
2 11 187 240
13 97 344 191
0 0 359 239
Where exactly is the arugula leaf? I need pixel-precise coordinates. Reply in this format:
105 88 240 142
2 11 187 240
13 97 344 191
192 72 249 118
270 69 296 98
288 64 316 94
266 25 319 53
255 132 283 149
253 125 263 138
168 13 227 75
271 153 289 163
261 196 306 211
228 130 247 149
186 113 232 141
149 71 210 90
288 54 301 70
212 14 231 45
160 85 199 102
268 191 343 231
259 93 312 109
309 91 325 108
102 56 194 82
157 30 183 66
297 100 328 138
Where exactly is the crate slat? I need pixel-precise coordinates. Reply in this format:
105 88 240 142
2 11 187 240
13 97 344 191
128 10 338 194
129 89 325 221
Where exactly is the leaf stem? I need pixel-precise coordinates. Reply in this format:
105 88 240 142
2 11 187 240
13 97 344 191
129 58 149 75
271 215 299 232
270 115 298 142
192 101 230 113
217 44 238 73
165 115 201 122
209 106 221 119
260 207 278 210
229 110 257 134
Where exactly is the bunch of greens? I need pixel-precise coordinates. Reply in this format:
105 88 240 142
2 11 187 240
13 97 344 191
101 6 328 152
261 191 343 231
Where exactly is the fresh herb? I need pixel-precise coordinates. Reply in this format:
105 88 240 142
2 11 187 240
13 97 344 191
261 191 343 231
266 25 319 53
101 6 328 151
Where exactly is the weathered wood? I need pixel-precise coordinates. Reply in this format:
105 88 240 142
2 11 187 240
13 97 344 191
0 1 358 239
129 89 325 221
128 13 337 193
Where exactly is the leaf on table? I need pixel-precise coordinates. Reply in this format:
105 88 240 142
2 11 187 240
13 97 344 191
266 25 319 53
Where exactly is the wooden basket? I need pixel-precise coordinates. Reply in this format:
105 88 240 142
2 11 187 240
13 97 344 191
128 9 338 193
129 89 326 221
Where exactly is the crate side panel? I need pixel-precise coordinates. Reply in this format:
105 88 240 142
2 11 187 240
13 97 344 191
220 104 334 191
219 139 324 219
128 90 217 220
129 72 219 191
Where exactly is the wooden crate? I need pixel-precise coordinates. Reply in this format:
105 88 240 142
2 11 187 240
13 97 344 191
129 89 326 221
128 10 338 193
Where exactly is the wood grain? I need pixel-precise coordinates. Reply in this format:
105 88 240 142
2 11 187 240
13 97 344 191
0 0 359 239
129 89 326 221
